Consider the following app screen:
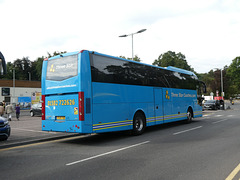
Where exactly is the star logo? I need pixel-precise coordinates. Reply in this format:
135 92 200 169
165 90 170 100
49 64 55 72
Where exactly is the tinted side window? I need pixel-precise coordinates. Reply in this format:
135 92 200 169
90 54 196 89
91 54 145 86
91 54 127 84
163 71 197 90
148 67 169 87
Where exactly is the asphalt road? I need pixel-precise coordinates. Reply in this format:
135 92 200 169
0 111 77 148
0 102 240 180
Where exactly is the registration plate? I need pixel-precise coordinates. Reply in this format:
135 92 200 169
56 116 65 120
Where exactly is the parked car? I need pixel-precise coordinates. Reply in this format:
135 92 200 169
203 100 220 110
0 116 11 140
30 103 42 116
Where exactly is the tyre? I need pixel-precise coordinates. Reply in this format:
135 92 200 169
213 105 217 110
186 108 193 123
30 111 34 117
0 136 8 141
132 112 146 135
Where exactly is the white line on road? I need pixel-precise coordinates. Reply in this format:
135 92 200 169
66 141 150 166
173 126 202 135
212 119 228 124
11 128 57 134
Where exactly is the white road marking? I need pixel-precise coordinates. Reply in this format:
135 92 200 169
173 126 202 135
212 119 228 124
66 141 150 166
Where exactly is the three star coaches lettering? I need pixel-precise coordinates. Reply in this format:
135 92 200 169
41 50 206 135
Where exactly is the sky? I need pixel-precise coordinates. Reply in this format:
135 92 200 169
1 0 240 73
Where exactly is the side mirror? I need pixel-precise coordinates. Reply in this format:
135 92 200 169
0 52 7 75
199 81 206 93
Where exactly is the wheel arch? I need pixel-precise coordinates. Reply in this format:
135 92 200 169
133 109 146 122
187 106 194 117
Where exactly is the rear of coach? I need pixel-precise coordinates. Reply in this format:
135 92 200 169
41 51 92 133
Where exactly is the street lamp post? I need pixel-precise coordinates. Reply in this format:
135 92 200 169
12 68 15 104
214 68 224 97
220 69 224 97
119 29 147 60
28 72 31 81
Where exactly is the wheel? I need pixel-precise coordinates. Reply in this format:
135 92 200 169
8 127 11 137
30 111 34 117
132 112 146 135
186 109 193 123
0 135 8 141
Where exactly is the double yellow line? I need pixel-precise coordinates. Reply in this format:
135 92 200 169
226 163 240 180
0 135 91 152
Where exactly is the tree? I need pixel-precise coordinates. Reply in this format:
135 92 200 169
197 71 215 95
226 56 240 97
1 51 68 81
119 55 141 62
3 62 14 80
47 51 67 58
14 57 32 80
198 66 230 98
210 69 222 96
32 57 44 81
152 51 194 72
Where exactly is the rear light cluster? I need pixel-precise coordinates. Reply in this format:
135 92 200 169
42 95 46 120
78 92 84 121
79 50 86 53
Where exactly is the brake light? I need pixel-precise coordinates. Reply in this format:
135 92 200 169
42 95 45 120
78 92 84 121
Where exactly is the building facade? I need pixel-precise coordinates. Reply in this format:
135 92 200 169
0 80 41 106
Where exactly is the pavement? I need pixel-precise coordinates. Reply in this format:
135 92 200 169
0 100 236 149
0 110 79 149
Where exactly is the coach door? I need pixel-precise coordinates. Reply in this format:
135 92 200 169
154 88 164 125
